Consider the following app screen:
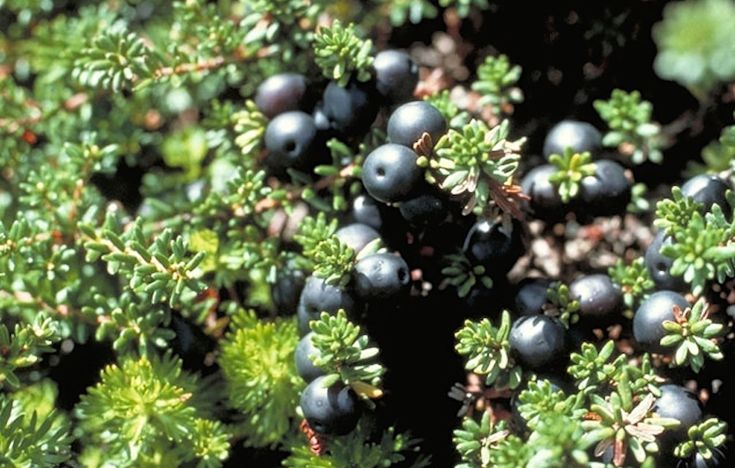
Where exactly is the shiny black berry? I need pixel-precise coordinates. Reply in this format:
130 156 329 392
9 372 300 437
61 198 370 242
633 291 689 353
509 315 566 369
645 231 687 291
579 159 631 217
255 73 308 118
295 332 325 383
543 120 602 159
297 276 356 336
387 101 447 148
569 274 623 322
654 384 703 444
362 144 423 203
323 80 379 135
271 265 306 316
681 174 731 214
520 164 566 221
462 219 524 276
300 376 361 435
399 190 448 226
264 111 326 173
353 253 410 300
374 49 419 104
351 194 385 231
335 223 380 253
514 277 552 316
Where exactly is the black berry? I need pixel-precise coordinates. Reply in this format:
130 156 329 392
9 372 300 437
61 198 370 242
271 265 306 316
362 143 424 203
350 194 385 231
374 50 419 104
387 101 447 148
514 277 552 316
569 274 623 322
520 164 566 221
579 159 631 217
633 291 689 353
300 376 361 435
681 174 731 214
322 80 379 135
353 253 410 300
335 223 380 253
295 332 325 383
654 384 703 444
255 73 308 118
509 315 566 369
462 219 524 276
297 276 357 336
645 231 687 291
543 120 602 159
264 111 326 173
399 190 448 227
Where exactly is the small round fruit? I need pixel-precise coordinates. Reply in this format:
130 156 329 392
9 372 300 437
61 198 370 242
255 73 308 118
335 223 380 253
387 101 447 148
297 276 356 336
633 291 689 353
579 160 631 216
374 50 418 104
351 194 384 230
645 231 687 291
681 174 730 214
654 384 703 444
509 315 566 369
353 253 410 300
264 111 324 172
569 274 623 321
399 191 448 226
514 277 552 316
295 332 325 383
300 376 361 435
520 164 566 221
462 219 524 275
543 120 602 159
271 266 306 316
323 80 379 135
362 144 423 203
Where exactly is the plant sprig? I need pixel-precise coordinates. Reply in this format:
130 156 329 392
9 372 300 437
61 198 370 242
471 54 523 115
294 213 356 287
544 281 581 328
313 20 373 86
548 148 596 203
674 418 728 462
660 298 724 372
609 258 655 311
442 252 494 298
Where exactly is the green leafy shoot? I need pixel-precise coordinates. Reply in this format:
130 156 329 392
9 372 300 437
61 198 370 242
453 411 509 468
442 252 494 298
471 54 523 115
689 120 735 175
609 258 655 311
660 298 724 372
581 374 680 467
544 281 581 328
654 186 704 236
294 213 356 287
594 89 664 164
628 182 652 213
313 20 373 86
455 311 522 389
548 148 596 203
568 340 621 394
309 310 385 399
516 379 585 431
424 89 470 129
673 418 728 461
426 119 525 216
233 100 268 157
0 316 61 389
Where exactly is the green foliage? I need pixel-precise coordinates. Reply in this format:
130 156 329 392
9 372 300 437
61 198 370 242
674 418 728 461
453 411 510 468
516 379 585 430
424 90 470 130
233 100 268 157
455 311 522 389
309 310 386 395
294 213 356 287
690 120 735 175
654 186 704 236
440 0 491 18
75 353 229 466
548 148 596 203
628 183 652 214
0 316 61 389
383 0 439 26
442 252 494 298
425 119 525 216
313 20 373 86
524 415 591 468
0 393 73 467
471 54 523 114
594 89 664 164
608 258 655 311
653 0 735 95
545 281 581 328
660 298 724 372
219 310 302 448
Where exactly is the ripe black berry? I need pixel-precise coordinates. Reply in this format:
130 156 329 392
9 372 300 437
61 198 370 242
271 265 306 316
654 384 703 444
264 111 326 173
398 190 448 227
645 231 687 291
353 253 410 300
569 274 623 322
374 50 419 104
297 276 357 336
295 332 325 383
520 164 566 221
462 219 524 276
387 101 447 148
514 277 552 316
509 315 566 369
681 174 731 214
300 376 361 435
255 73 308 118
579 159 631 217
362 144 424 203
350 194 385 231
322 80 379 135
335 223 380 253
543 120 602 159
633 291 689 353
